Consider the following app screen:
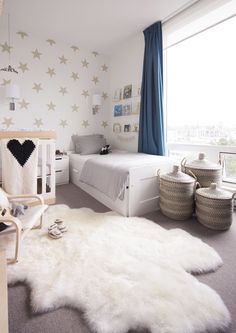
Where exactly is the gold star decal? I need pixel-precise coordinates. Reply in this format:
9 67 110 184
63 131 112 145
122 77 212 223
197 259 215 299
2 118 14 128
47 101 56 111
17 31 28 39
59 55 67 64
71 45 79 52
0 42 12 53
82 59 89 68
47 67 56 77
71 72 79 81
34 118 43 128
1 79 11 86
32 48 42 59
60 120 68 128
18 99 30 109
82 120 89 128
102 92 108 100
101 64 108 72
92 76 99 84
18 62 29 73
71 104 79 112
82 90 89 98
59 87 67 95
32 83 43 93
47 39 56 46
101 121 108 128
92 51 99 57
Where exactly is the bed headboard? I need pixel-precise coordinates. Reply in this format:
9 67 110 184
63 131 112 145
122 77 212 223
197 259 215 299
0 131 56 139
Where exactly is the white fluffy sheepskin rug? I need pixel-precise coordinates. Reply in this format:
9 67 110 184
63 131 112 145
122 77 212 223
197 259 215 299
3 205 230 333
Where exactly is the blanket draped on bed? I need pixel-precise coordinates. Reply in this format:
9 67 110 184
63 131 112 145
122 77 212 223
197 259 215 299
79 153 172 201
1 138 39 194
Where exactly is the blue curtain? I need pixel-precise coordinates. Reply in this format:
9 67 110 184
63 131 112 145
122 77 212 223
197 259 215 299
138 21 165 156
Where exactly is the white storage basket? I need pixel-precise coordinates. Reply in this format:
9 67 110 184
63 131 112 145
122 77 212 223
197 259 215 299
181 153 222 188
160 165 197 220
196 183 236 230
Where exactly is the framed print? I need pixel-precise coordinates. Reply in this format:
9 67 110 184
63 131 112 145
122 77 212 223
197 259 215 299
123 84 132 99
123 103 132 116
124 124 131 132
114 104 123 117
113 123 122 133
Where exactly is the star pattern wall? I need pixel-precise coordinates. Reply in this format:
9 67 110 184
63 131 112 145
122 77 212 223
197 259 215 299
0 25 110 149
47 67 56 77
32 48 42 59
18 99 30 109
18 62 29 73
32 83 43 93
17 31 28 39
1 79 11 86
0 42 12 53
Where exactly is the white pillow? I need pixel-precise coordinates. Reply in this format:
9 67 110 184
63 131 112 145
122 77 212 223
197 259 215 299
72 134 106 155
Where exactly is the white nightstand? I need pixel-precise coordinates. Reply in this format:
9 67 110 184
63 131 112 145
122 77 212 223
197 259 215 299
55 155 69 185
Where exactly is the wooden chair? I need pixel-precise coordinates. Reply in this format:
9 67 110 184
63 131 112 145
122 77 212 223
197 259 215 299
0 188 48 264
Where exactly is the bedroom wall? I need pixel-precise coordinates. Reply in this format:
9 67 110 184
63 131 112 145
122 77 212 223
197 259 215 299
108 34 144 152
0 26 110 150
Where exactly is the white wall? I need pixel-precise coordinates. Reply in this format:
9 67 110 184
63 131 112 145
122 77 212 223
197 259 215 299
0 26 110 150
108 34 144 152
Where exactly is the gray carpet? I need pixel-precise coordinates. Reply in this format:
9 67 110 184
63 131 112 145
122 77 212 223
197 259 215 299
8 183 236 333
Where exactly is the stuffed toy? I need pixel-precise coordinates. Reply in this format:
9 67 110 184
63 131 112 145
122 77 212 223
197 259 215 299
0 206 10 232
11 202 28 217
100 144 110 155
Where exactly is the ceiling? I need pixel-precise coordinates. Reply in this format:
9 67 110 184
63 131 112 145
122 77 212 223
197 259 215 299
1 0 196 54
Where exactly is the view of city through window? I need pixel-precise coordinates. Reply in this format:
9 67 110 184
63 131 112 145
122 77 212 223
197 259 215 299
165 15 236 147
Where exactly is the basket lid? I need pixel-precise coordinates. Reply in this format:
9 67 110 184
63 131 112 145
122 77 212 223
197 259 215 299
196 183 232 199
185 153 221 170
161 165 196 183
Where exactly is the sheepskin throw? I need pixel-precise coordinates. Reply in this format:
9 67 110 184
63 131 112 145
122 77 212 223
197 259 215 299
4 205 230 333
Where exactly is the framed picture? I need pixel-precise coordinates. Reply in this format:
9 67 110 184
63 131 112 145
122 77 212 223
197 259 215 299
132 83 141 97
123 84 132 99
132 101 140 115
132 123 139 132
123 103 132 116
113 123 122 133
113 88 123 102
114 104 123 117
124 124 131 132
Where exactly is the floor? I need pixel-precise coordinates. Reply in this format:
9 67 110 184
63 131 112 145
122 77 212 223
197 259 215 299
8 183 236 333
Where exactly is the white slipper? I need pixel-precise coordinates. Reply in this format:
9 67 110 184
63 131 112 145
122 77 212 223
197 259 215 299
48 223 58 232
48 227 62 239
54 219 68 232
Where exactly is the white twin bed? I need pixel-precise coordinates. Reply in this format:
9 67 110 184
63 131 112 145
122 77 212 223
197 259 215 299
70 151 173 217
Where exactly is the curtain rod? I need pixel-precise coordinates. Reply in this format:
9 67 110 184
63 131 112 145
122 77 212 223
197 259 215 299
164 13 236 50
162 0 201 24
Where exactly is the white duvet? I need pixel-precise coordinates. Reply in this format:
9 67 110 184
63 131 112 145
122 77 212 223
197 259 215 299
79 152 172 201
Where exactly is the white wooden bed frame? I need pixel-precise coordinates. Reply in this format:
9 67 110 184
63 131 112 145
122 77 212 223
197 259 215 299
70 160 173 217
0 131 56 205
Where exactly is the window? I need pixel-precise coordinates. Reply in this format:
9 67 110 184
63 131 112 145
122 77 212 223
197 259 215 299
165 15 236 147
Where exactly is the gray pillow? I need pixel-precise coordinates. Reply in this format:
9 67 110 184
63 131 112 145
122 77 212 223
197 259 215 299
72 134 106 155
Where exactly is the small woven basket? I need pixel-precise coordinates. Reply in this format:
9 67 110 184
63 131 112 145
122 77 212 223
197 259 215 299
196 183 236 230
181 153 222 187
160 165 197 220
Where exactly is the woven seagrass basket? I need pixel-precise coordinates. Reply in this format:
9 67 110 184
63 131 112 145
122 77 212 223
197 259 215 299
181 153 222 187
160 165 197 220
196 183 236 230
